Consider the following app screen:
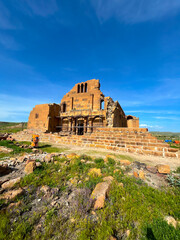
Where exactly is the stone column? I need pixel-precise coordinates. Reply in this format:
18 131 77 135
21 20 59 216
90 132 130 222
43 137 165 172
84 117 88 133
87 118 93 133
72 118 76 134
68 118 72 133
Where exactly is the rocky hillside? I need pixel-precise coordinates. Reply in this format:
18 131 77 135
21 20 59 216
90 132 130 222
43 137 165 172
0 140 180 240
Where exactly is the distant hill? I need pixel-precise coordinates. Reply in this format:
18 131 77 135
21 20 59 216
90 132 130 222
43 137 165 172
151 131 180 140
0 121 27 134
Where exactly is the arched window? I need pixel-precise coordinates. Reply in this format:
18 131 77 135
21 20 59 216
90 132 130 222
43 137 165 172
62 103 66 112
81 84 84 93
35 113 39 119
85 83 87 92
127 115 133 120
77 84 80 93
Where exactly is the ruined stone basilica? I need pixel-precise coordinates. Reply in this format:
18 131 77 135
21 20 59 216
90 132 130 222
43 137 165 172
28 79 139 134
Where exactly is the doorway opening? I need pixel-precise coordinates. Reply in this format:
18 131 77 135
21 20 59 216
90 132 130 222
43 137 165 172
77 122 84 135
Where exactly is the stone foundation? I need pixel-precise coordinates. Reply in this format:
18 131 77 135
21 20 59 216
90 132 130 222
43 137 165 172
12 128 180 158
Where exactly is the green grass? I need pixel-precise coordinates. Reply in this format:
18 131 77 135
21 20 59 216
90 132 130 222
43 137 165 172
0 122 27 134
0 153 180 240
151 131 180 150
38 142 69 153
0 140 32 159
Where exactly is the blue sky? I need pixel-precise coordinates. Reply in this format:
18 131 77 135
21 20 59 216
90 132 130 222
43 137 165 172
0 0 180 132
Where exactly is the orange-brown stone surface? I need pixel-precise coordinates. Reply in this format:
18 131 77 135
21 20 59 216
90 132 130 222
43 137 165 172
27 79 139 133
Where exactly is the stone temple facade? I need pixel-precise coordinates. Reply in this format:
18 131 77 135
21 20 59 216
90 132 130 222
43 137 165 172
28 79 139 134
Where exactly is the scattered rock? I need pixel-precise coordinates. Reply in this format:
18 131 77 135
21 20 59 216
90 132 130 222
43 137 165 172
139 169 145 180
133 169 139 178
7 200 22 211
44 153 54 163
103 176 114 182
24 161 36 174
164 216 177 228
120 160 131 166
91 181 111 209
146 165 157 174
120 165 126 171
0 188 24 200
157 164 170 174
32 148 39 153
94 195 105 210
88 168 102 177
133 161 146 170
40 185 51 194
109 236 117 240
0 146 13 153
17 155 29 163
36 162 42 167
1 177 21 189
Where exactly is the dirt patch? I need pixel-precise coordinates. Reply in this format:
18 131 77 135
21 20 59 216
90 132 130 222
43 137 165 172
52 143 180 171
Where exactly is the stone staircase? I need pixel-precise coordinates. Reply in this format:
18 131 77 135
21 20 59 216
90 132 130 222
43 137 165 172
12 128 180 158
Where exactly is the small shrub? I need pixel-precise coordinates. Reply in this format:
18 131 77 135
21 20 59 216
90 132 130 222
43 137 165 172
94 158 105 168
142 217 180 240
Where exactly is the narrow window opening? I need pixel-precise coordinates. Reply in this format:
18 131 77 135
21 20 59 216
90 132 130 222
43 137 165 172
35 113 39 119
100 100 104 110
77 84 80 93
85 83 87 92
81 84 84 93
62 103 66 112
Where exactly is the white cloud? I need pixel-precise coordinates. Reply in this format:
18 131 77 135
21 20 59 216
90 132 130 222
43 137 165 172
90 0 180 24
140 123 163 130
126 110 180 115
154 116 180 120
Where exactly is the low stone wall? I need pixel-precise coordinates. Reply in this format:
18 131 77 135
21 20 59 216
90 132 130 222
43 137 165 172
12 128 180 158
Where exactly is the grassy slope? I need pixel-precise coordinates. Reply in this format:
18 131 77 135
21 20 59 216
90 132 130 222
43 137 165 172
151 131 180 150
0 142 179 240
0 122 27 134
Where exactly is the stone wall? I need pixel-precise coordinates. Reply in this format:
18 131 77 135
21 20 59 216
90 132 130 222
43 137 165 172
13 128 180 159
61 79 103 111
28 103 60 132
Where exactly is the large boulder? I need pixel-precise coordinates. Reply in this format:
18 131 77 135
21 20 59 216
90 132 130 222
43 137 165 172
1 177 21 189
91 181 111 210
24 161 36 174
0 188 24 200
157 164 170 174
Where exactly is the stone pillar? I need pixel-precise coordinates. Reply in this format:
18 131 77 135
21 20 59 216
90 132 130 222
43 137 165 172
87 118 93 133
84 117 88 133
75 118 78 135
68 118 72 133
72 118 76 134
